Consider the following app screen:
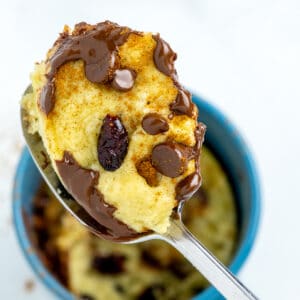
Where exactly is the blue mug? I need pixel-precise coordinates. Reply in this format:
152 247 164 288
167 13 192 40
13 94 261 299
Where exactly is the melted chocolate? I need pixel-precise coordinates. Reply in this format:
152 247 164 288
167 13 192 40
175 172 201 202
56 151 140 241
170 89 195 118
152 34 206 201
39 23 205 236
175 123 206 201
153 35 177 78
151 142 189 178
111 68 136 92
39 21 136 115
142 113 169 135
152 35 195 118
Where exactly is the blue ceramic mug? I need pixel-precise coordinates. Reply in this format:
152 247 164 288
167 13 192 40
13 94 261 300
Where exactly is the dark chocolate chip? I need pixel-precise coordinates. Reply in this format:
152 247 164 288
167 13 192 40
170 89 195 117
151 142 188 178
175 172 201 201
80 294 95 300
141 249 164 268
97 115 128 171
169 260 193 279
32 193 49 216
153 35 177 78
32 205 44 216
91 254 126 274
192 286 204 295
137 284 165 300
111 68 136 92
114 284 125 294
142 113 169 135
36 228 49 249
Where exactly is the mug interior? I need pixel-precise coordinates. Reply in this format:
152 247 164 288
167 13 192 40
13 95 260 300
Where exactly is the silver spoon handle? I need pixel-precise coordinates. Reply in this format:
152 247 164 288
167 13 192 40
162 218 258 300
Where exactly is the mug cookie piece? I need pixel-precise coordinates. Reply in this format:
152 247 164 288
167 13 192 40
21 21 205 239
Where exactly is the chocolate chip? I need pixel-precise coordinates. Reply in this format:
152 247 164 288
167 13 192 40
141 249 163 268
32 192 49 216
151 142 188 178
114 284 125 294
175 172 201 201
111 68 136 92
91 254 126 274
153 35 177 78
97 115 128 171
32 205 44 216
170 89 194 117
80 294 95 300
36 228 49 249
137 284 165 300
192 286 204 295
169 260 193 279
142 113 169 135
136 159 160 187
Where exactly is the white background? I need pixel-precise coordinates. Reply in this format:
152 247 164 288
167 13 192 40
0 0 299 299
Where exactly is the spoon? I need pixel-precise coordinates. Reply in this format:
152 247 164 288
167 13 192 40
21 86 258 300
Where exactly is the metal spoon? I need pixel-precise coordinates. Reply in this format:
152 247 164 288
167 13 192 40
21 86 258 300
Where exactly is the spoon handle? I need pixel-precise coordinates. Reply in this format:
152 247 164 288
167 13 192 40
162 218 258 300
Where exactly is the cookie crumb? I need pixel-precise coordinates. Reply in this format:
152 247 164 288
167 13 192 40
136 159 160 186
24 279 35 292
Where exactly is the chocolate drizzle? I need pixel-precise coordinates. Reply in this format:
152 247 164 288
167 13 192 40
152 35 195 119
39 21 136 115
175 123 206 201
56 151 140 241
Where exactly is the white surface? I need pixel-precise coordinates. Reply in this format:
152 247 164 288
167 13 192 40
0 0 299 298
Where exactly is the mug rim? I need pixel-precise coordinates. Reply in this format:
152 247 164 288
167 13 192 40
12 94 261 300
